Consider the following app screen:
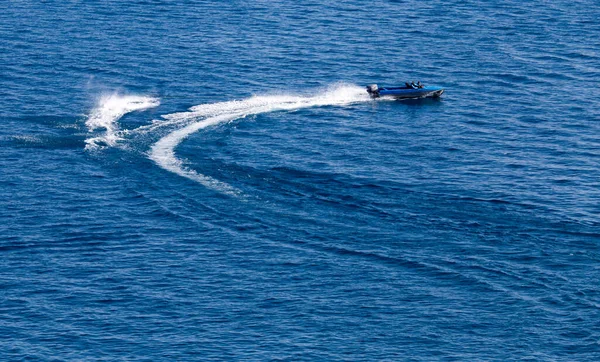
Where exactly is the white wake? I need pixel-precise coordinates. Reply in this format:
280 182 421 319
148 83 370 195
85 93 160 150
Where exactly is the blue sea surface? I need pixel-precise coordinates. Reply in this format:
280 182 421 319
2 0 600 360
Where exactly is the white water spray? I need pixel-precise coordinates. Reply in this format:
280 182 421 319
85 93 160 150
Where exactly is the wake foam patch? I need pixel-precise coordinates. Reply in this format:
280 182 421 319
85 93 160 150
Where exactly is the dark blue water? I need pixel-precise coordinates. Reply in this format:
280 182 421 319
2 1 600 360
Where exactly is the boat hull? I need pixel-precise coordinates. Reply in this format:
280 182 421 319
377 86 444 99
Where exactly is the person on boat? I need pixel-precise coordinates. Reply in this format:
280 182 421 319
405 82 412 89
410 81 418 89
417 81 423 88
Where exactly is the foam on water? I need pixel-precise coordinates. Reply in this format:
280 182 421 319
149 84 369 195
85 94 160 150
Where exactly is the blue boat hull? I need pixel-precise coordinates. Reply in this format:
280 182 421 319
367 84 444 99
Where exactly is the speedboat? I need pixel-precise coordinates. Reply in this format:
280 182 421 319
366 83 444 99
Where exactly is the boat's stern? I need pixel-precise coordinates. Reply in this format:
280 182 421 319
366 84 380 98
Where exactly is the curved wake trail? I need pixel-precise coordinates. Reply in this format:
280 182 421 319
85 94 160 150
149 84 370 195
150 112 246 196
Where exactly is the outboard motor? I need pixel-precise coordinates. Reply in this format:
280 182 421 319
366 84 379 98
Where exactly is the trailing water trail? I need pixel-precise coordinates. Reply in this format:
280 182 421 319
150 112 247 197
85 93 160 150
149 84 370 195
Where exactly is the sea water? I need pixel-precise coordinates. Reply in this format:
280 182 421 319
1 1 599 360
